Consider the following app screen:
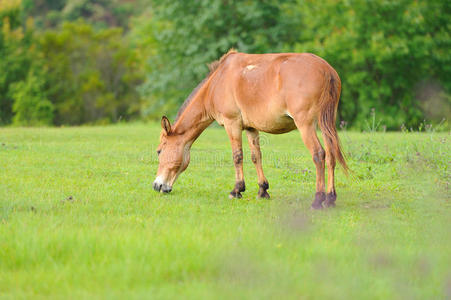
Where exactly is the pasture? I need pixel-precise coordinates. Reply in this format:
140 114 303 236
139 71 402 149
0 123 450 299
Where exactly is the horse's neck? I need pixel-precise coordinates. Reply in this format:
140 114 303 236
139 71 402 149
172 92 213 143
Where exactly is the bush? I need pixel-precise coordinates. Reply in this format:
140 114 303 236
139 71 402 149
292 0 451 129
11 71 54 126
0 0 34 124
38 20 144 125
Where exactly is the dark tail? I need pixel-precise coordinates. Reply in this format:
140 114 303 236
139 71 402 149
317 72 349 175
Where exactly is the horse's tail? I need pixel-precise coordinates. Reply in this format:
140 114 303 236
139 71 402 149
317 71 349 175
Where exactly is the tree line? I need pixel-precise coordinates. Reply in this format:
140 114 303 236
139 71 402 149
1 0 449 129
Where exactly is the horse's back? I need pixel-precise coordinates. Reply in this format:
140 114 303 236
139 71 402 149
209 52 337 133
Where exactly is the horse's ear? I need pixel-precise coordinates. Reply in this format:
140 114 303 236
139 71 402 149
161 116 171 134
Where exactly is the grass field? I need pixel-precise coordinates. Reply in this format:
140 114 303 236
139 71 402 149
0 123 450 299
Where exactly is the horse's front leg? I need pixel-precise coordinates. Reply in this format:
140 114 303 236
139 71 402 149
245 129 270 198
224 121 245 198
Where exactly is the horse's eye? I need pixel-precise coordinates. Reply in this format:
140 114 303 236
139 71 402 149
157 150 161 156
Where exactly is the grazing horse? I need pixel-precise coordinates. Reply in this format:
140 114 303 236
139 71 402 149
153 50 348 209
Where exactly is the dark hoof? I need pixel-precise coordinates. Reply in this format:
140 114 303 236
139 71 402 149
257 181 270 199
229 181 245 199
311 192 325 210
324 192 337 208
258 190 270 199
229 191 242 199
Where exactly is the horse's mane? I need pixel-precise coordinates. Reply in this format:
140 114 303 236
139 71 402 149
174 49 237 122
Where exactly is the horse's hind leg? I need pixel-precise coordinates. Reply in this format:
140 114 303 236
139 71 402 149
245 129 270 198
296 122 326 209
224 121 245 198
323 134 337 207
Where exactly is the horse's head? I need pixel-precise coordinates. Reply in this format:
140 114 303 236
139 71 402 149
153 116 190 193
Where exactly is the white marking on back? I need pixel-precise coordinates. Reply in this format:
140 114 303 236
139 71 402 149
246 65 257 70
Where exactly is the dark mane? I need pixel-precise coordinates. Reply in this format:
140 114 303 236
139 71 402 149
174 49 237 122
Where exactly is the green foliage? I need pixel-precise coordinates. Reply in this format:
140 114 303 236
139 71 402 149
22 0 142 29
292 0 451 129
11 70 53 126
39 20 143 125
0 0 34 124
0 0 450 128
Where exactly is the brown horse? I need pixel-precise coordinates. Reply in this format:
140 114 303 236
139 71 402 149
153 50 348 209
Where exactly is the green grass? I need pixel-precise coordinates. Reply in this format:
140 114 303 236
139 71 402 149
0 123 450 299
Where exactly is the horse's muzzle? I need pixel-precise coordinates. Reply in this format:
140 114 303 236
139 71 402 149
153 181 172 193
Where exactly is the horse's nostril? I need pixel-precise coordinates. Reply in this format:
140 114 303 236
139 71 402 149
161 185 172 193
153 182 162 192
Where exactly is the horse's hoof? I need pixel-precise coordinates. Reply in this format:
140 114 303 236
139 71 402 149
324 200 336 208
311 192 325 209
229 191 242 199
311 202 323 210
258 191 270 199
324 192 337 208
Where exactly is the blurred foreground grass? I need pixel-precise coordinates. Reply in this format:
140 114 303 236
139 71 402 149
0 124 450 299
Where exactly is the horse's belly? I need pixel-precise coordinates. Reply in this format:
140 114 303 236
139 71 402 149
243 113 297 134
